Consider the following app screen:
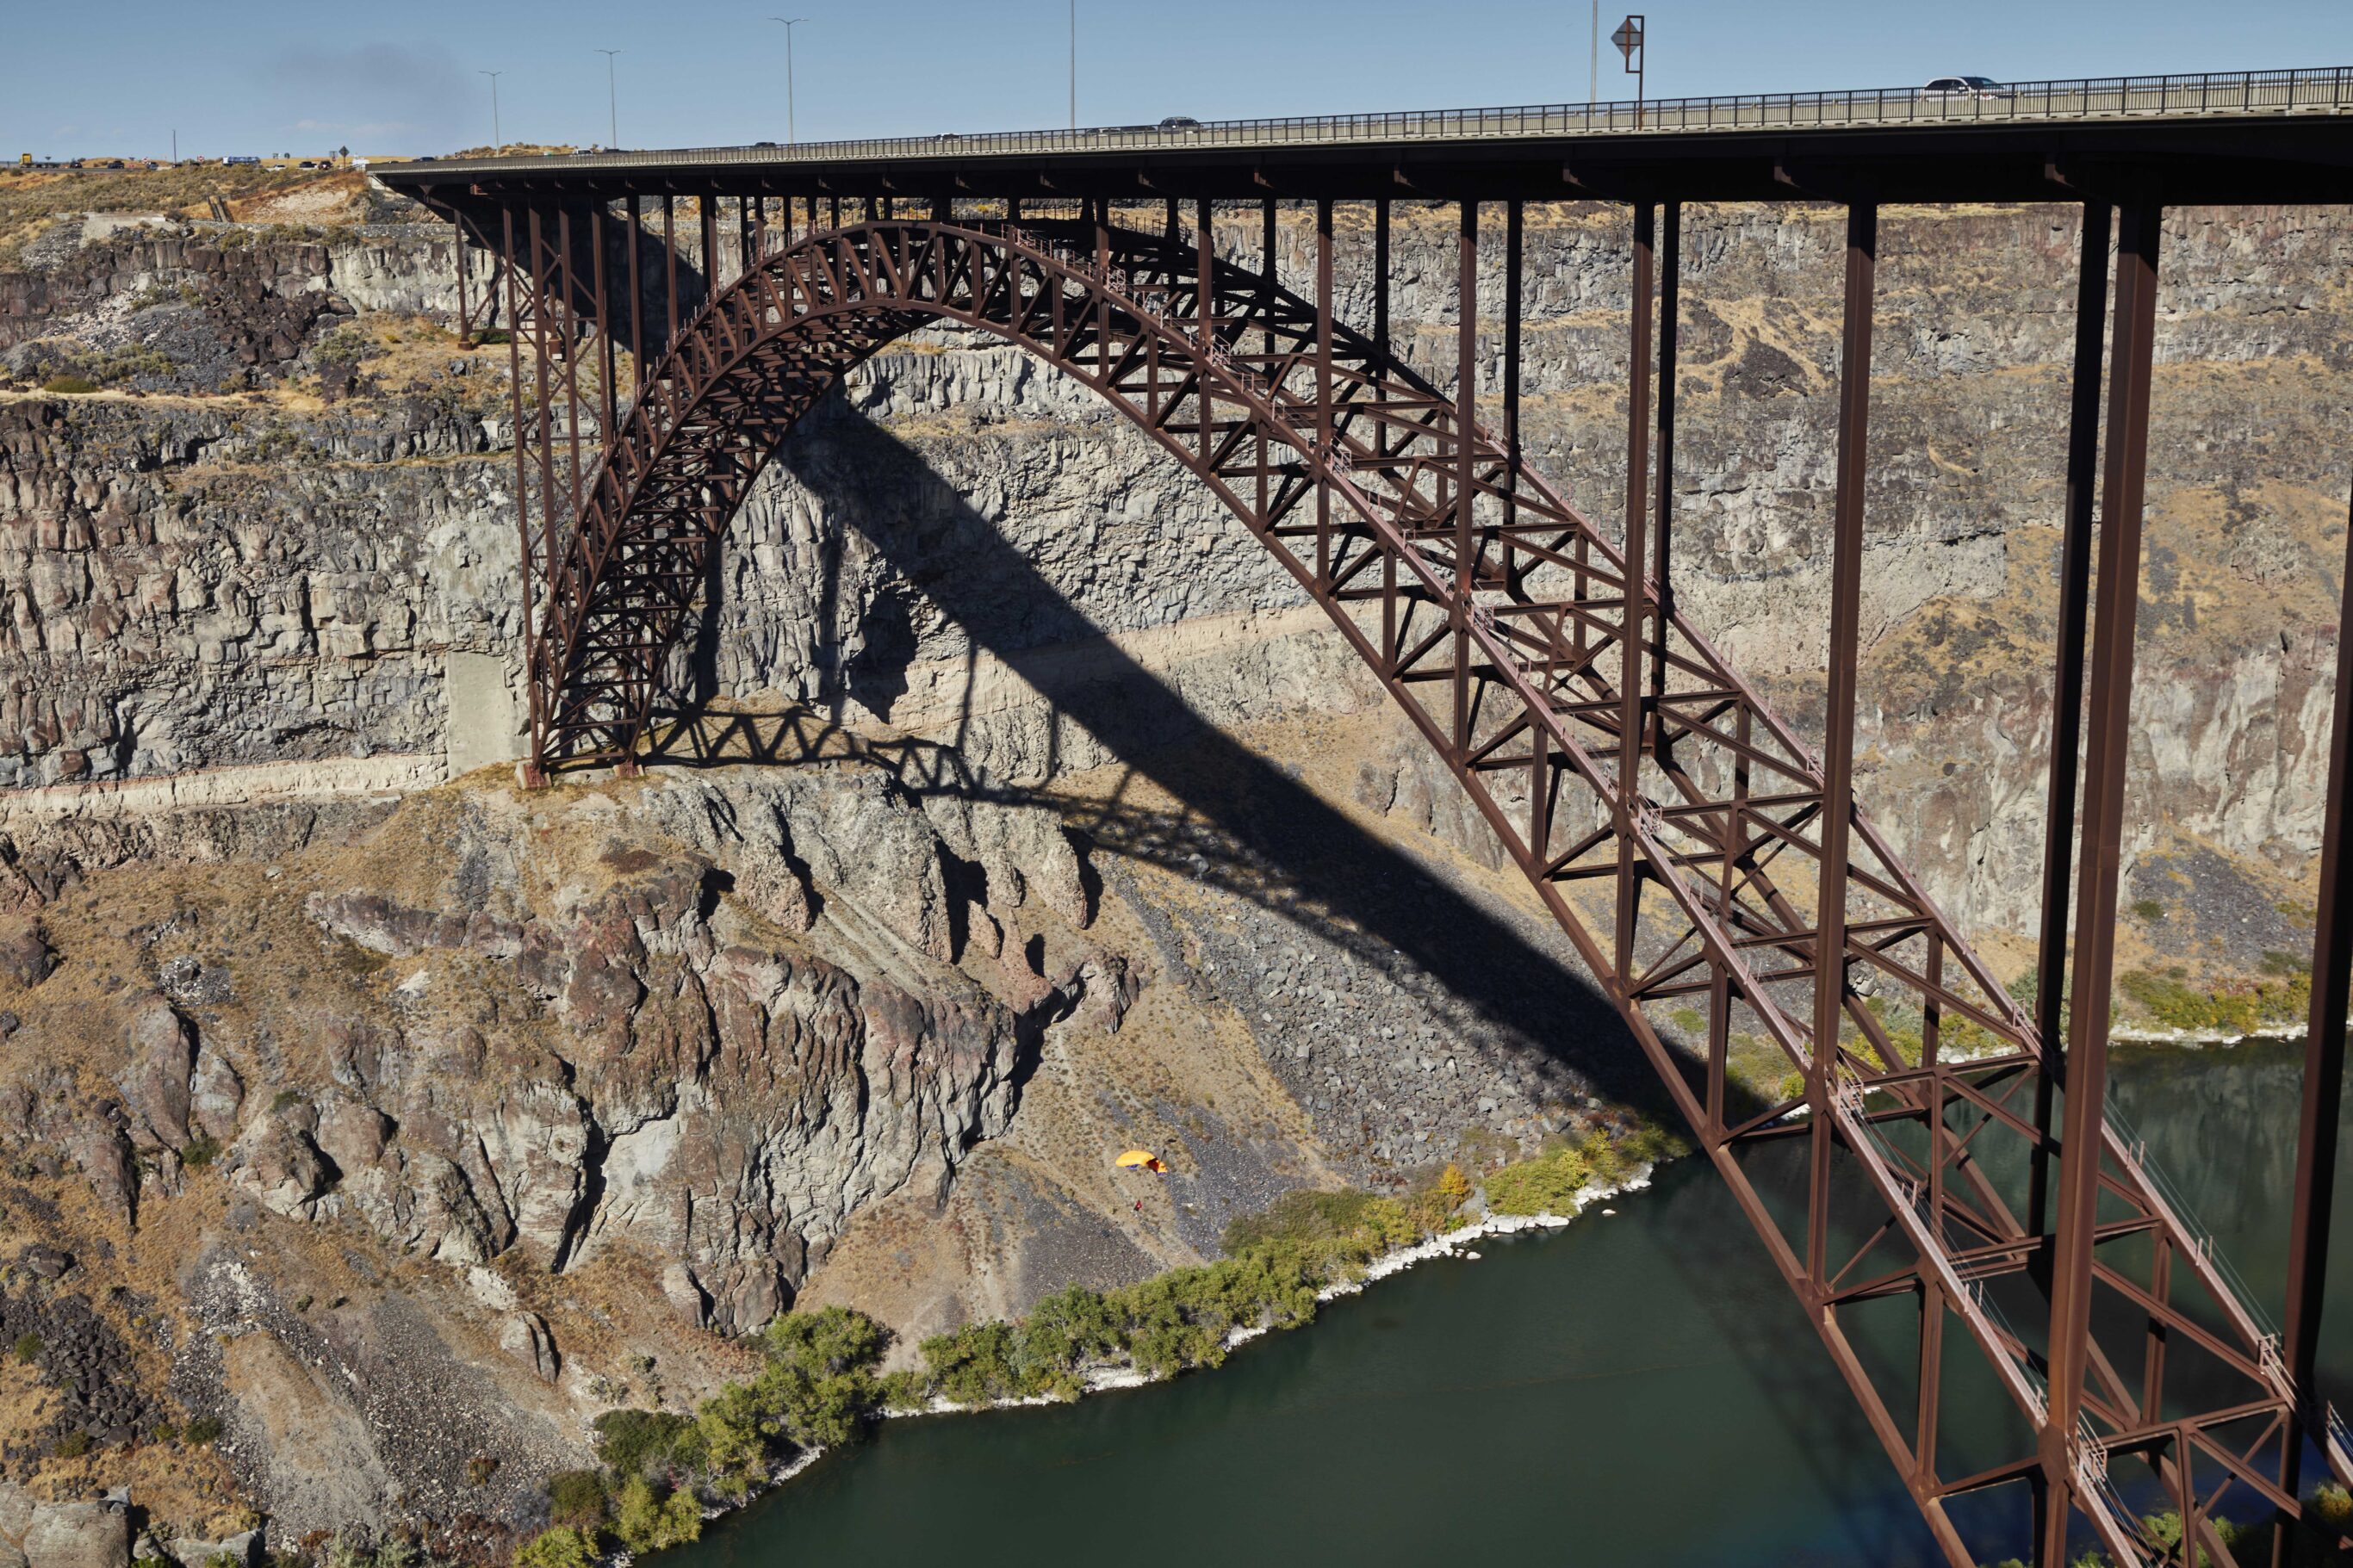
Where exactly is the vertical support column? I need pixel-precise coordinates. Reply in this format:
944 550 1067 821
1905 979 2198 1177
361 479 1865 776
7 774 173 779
1260 196 1277 345
1452 198 1479 759
1257 197 1276 525
2031 201 2114 1239
525 206 564 742
593 203 617 449
1711 704 1750 1128
1616 201 1655 982
662 195 679 350
1094 198 1111 387
2282 471 2353 1493
1809 198 1878 1286
1503 200 1523 542
699 191 719 302
1315 197 1334 590
500 203 545 789
625 195 644 396
454 218 472 348
2040 201 2164 1566
557 208 587 541
1195 199 1215 465
1652 201 1681 697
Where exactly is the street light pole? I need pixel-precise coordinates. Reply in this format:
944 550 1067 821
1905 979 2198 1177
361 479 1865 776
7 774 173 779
1589 2 1599 102
596 50 621 150
478 71 504 151
769 18 807 144
1069 0 1077 130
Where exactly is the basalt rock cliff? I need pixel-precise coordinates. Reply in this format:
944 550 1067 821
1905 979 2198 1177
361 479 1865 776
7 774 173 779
0 179 2343 1551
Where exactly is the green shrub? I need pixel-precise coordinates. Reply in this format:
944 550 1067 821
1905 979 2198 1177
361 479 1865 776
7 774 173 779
182 1133 221 1171
2131 898 2167 921
1017 1283 1121 1385
1778 1069 1809 1105
2313 1482 2353 1529
1484 1144 1592 1217
611 1473 702 1553
543 1469 609 1530
51 1430 90 1459
590 1408 696 1477
2119 968 2310 1035
753 1305 886 1448
512 1527 598 1568
182 1416 223 1445
921 1319 1025 1407
40 375 96 395
12 1333 39 1364
878 1367 932 1412
692 1384 772 1501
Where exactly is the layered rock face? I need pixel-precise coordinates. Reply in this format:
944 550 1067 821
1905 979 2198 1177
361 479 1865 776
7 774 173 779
3 202 2345 945
0 190 2344 1545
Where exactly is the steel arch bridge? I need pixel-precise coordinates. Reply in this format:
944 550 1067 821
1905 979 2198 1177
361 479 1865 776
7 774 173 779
382 75 2353 1566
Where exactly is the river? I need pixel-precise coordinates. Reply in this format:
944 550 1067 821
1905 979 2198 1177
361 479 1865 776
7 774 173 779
666 1037 2340 1566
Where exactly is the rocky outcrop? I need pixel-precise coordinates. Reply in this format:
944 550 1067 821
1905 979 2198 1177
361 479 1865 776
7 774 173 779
9 1497 127 1568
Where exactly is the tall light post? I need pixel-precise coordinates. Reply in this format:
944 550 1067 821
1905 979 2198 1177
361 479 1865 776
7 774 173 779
595 49 622 150
769 18 807 144
1589 2 1599 102
1068 0 1077 130
478 70 504 150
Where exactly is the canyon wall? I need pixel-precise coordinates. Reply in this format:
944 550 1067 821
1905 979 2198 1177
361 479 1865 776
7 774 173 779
0 188 2344 1546
7 201 2347 949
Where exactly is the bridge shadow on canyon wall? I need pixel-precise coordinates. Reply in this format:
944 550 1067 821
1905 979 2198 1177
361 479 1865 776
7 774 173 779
641 389 1936 1565
670 401 1664 1116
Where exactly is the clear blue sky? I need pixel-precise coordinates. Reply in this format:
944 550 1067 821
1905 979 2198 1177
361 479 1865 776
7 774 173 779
9 0 2352 160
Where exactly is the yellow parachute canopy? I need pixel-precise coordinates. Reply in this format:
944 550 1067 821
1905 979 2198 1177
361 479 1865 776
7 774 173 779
1114 1150 1167 1172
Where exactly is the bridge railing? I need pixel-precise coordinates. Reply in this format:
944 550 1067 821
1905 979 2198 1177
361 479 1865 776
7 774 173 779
394 65 2353 178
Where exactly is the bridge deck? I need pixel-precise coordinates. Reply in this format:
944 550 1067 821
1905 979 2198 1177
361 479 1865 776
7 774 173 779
378 65 2353 206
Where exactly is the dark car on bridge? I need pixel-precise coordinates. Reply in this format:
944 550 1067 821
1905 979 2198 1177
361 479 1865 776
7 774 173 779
1919 75 2013 100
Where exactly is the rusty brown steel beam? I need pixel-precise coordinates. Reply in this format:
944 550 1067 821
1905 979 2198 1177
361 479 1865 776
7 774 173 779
2282 469 2353 1515
1617 201 1654 982
662 195 679 350
1316 196 1333 591
2041 198 2163 1567
2029 200 2111 1242
1454 198 1477 759
500 202 546 788
1810 198 1876 1286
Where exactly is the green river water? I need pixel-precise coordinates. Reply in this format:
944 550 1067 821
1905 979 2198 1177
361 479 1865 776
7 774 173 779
666 1037 2343 1566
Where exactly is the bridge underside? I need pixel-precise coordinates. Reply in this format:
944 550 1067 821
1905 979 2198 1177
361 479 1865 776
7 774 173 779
384 128 2353 1565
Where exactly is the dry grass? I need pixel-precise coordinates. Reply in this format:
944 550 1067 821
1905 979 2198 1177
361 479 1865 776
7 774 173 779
0 165 320 270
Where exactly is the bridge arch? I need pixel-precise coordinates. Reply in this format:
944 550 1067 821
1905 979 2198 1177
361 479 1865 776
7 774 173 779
515 211 2315 1563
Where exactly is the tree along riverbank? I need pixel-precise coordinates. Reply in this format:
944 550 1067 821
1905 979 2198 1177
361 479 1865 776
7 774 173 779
509 1120 1690 1568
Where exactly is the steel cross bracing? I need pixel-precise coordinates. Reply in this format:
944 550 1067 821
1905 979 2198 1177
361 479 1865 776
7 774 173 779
482 203 2349 1565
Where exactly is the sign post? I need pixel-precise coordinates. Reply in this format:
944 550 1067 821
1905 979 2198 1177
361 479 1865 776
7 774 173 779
1613 15 1646 128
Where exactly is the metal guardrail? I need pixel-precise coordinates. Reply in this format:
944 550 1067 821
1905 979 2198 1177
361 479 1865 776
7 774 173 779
382 65 2353 179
